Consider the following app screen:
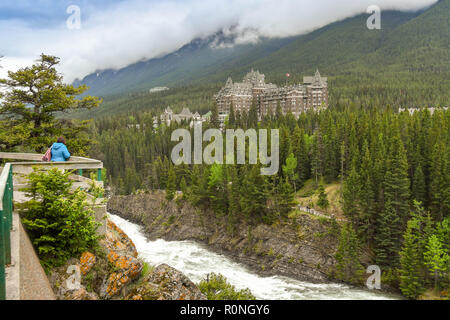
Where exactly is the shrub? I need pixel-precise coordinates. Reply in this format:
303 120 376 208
18 168 101 271
198 273 256 300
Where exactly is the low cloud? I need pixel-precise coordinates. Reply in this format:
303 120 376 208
0 0 438 82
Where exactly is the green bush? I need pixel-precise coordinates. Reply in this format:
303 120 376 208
18 168 101 271
198 273 256 300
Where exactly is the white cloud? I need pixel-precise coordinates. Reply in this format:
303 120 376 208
0 0 438 83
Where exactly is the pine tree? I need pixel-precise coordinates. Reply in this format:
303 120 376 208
229 104 236 127
166 166 176 201
211 102 219 127
399 218 425 299
0 54 101 153
276 177 296 219
240 165 269 222
342 161 361 224
227 166 241 233
317 184 329 211
248 101 258 128
429 141 449 221
335 223 364 284
282 152 298 192
375 200 402 268
208 163 228 217
382 130 410 237
424 234 449 290
359 141 376 244
412 164 426 206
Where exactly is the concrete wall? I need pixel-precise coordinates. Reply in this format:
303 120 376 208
6 212 55 300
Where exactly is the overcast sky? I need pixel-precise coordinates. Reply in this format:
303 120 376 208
0 0 438 82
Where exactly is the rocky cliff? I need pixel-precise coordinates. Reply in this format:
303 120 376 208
107 191 340 283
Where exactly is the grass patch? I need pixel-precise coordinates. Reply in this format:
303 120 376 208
296 179 344 218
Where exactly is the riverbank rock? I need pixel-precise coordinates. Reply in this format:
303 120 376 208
79 252 96 275
125 264 206 300
48 219 142 300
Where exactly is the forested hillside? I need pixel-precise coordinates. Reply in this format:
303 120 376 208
75 0 449 119
91 103 449 298
79 0 449 300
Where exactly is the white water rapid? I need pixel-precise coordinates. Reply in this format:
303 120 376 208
109 214 401 300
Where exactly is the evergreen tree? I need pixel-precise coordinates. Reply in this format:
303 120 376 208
276 177 296 219
375 200 402 268
211 102 219 127
282 152 298 192
229 104 236 127
424 234 449 290
342 162 361 224
359 141 376 244
166 166 176 201
0 54 101 153
248 101 258 128
429 141 449 221
383 130 411 235
240 165 269 222
317 184 329 211
227 166 241 233
399 218 426 299
208 163 228 216
335 223 364 284
412 164 426 206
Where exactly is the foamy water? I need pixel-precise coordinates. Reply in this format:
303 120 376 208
109 213 401 300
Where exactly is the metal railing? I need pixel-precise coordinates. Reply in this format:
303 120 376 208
0 152 104 300
0 164 13 300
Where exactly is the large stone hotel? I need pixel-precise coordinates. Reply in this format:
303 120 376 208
215 69 328 120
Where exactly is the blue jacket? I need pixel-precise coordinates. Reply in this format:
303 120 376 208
51 143 71 162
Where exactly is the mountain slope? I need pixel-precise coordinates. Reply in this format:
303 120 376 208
75 0 449 118
75 33 296 97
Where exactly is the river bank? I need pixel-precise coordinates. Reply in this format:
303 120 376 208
107 191 369 286
108 212 401 299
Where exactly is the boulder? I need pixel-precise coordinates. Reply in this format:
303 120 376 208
68 287 99 300
98 220 143 299
125 264 206 300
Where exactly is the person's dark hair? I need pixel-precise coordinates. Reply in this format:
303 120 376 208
57 137 66 144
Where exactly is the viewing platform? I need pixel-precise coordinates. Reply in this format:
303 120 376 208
0 152 106 300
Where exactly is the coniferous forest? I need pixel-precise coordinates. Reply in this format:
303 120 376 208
90 102 449 299
1 0 449 301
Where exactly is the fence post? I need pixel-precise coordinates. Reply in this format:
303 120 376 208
0 207 5 300
97 168 102 182
2 172 11 266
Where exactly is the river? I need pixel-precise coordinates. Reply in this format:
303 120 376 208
109 213 402 300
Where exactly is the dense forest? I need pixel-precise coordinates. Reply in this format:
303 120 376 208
91 102 449 299
1 0 448 301
74 1 449 119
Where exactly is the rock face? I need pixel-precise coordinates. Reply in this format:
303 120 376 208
107 191 340 283
126 264 207 300
99 220 143 299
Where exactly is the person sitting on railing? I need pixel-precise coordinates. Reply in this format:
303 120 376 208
51 137 71 162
